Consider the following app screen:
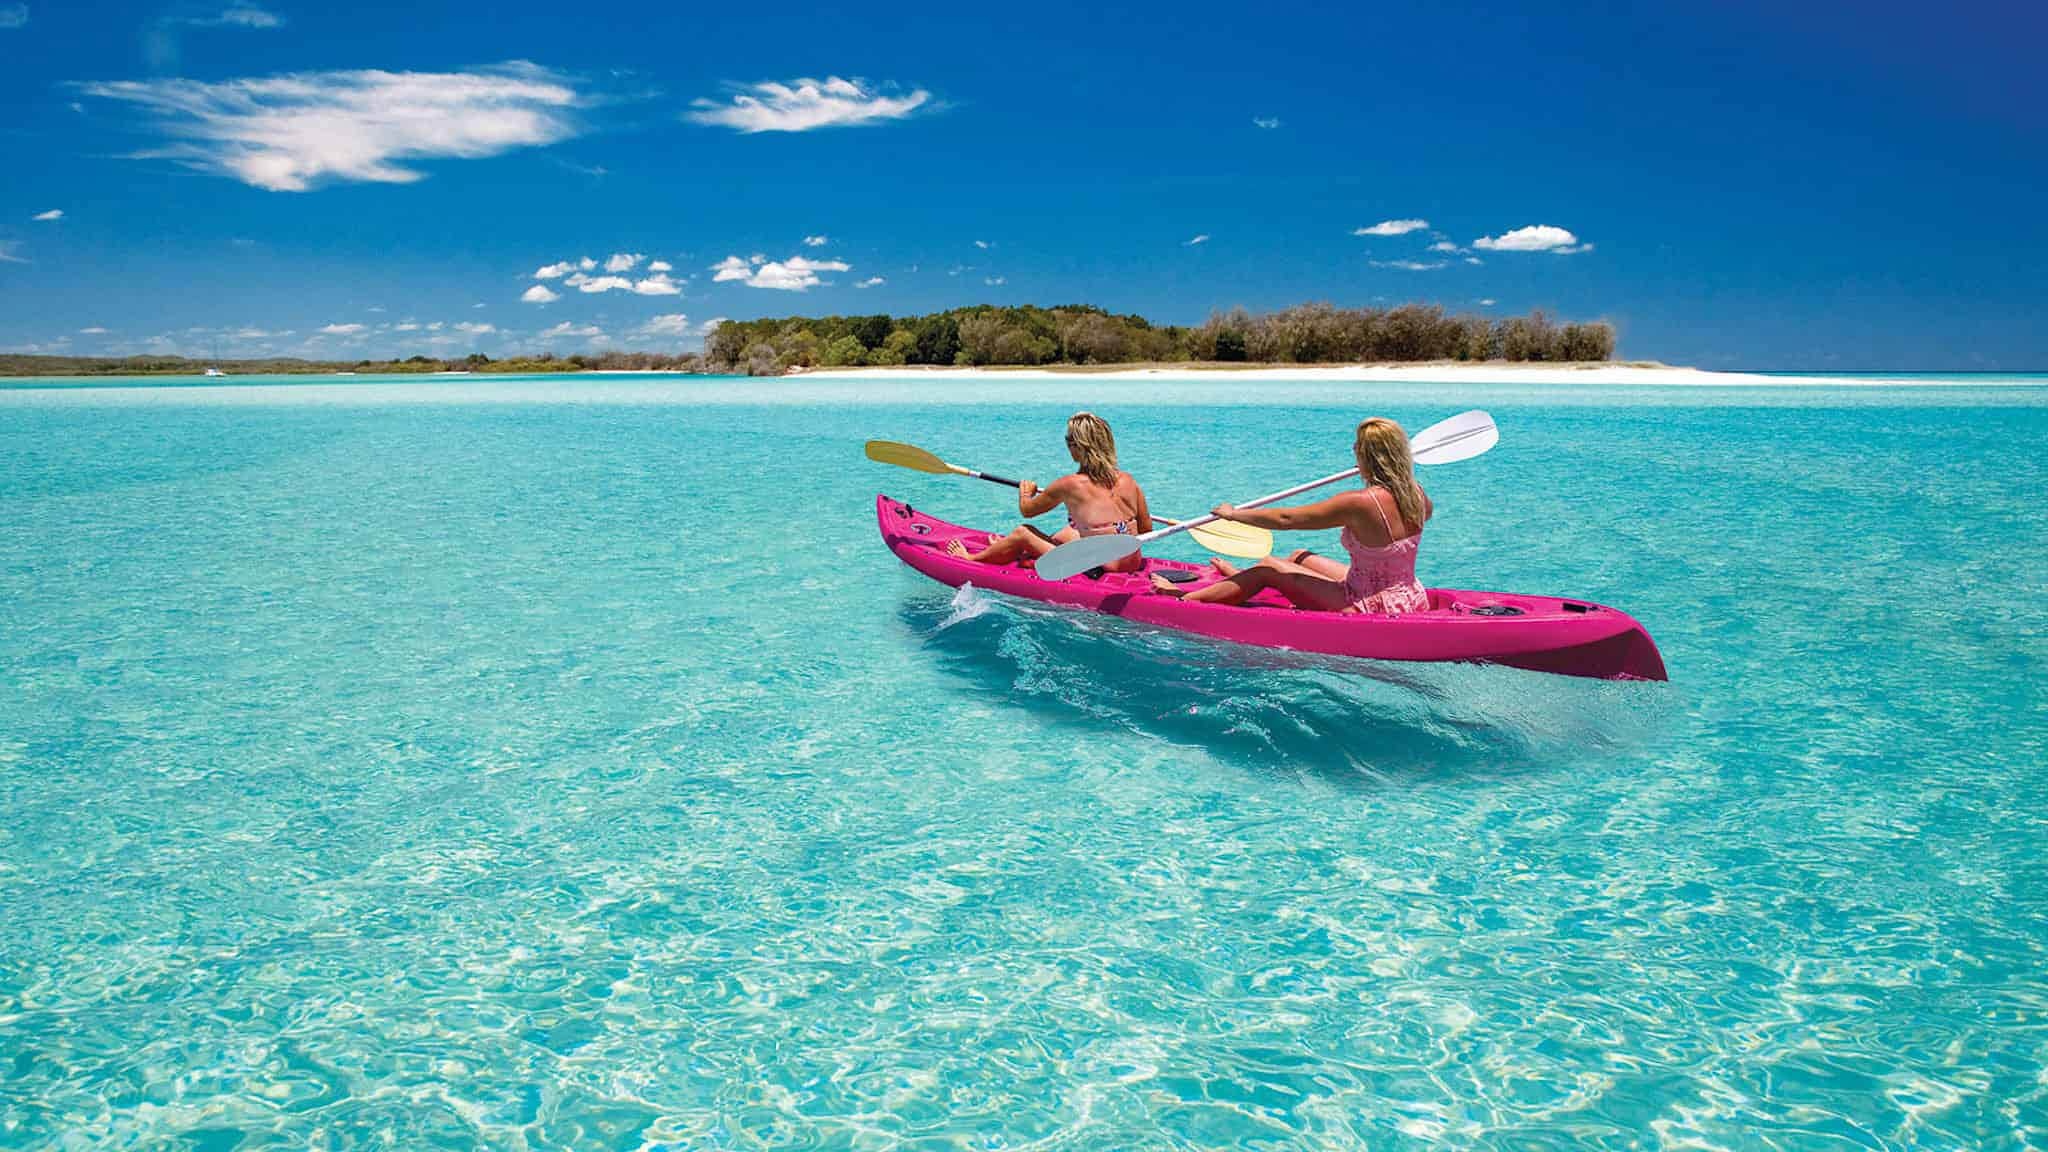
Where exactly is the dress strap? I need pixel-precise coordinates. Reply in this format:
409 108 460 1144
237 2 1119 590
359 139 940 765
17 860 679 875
1369 487 1397 541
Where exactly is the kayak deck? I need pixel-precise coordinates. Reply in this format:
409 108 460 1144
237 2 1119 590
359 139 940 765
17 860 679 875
878 494 1667 681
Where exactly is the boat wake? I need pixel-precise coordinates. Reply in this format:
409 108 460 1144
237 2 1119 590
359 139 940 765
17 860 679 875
900 590 1672 783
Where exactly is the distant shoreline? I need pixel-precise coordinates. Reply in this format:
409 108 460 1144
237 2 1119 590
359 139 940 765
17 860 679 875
781 362 1912 387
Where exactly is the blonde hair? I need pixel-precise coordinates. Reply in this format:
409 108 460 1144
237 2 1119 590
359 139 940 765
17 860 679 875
1354 417 1425 529
1065 412 1119 488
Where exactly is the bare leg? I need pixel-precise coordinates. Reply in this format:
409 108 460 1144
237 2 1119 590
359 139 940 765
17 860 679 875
1287 549 1351 581
1154 557 1353 610
946 524 1066 565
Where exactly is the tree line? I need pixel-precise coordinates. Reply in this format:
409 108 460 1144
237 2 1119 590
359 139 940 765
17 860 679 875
705 303 1616 375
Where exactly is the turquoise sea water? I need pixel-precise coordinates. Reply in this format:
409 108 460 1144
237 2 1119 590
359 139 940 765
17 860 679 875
2 373 2044 1150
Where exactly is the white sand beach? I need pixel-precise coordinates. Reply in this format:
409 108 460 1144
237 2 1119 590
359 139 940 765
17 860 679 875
787 363 1879 386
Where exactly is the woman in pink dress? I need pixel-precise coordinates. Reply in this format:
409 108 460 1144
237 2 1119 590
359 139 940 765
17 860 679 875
1150 417 1432 614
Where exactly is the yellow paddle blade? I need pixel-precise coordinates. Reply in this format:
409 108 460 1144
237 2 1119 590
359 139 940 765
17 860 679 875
864 440 954 475
1175 518 1274 559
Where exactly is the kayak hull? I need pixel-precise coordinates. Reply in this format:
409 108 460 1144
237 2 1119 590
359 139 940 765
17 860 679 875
878 495 1667 681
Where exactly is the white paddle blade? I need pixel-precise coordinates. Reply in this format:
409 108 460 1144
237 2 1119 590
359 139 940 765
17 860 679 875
1410 409 1497 465
1036 534 1141 581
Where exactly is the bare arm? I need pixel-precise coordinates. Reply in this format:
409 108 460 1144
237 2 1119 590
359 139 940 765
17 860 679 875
1214 491 1360 532
1018 476 1067 518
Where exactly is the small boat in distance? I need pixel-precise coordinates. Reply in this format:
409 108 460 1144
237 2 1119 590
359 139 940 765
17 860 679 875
204 366 226 377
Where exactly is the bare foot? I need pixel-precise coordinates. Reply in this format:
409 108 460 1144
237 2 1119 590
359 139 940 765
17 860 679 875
1208 557 1241 577
945 539 973 560
1149 573 1188 597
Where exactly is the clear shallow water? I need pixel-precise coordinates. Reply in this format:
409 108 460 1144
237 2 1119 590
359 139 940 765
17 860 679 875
2 374 2044 1150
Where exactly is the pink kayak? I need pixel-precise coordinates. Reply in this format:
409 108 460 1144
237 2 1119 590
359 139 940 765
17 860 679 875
878 495 1667 681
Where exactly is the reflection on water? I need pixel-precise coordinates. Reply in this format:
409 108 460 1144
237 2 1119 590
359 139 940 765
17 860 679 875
902 585 1674 784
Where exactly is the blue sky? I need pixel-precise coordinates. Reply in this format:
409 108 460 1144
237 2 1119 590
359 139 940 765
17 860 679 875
2 0 2043 369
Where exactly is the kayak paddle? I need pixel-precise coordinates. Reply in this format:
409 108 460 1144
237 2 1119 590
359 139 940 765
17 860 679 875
1034 409 1497 581
862 439 1276 559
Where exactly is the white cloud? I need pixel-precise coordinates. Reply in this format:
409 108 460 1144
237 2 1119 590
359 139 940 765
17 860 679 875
803 235 828 247
638 313 691 336
534 260 582 279
698 317 726 335
973 239 992 249
1428 240 1460 252
1369 260 1446 271
78 326 110 334
1478 298 1497 306
711 253 848 291
393 321 420 331
984 275 1006 286
1184 234 1209 246
32 209 63 222
604 251 643 273
1252 116 1280 129
455 321 495 334
80 62 583 192
631 273 681 295
1473 224 1591 253
319 323 367 335
540 321 602 339
856 276 885 287
647 259 672 272
1354 219 1429 237
521 284 560 303
1464 256 1483 265
0 4 27 30
426 322 444 330
575 275 634 293
688 76 931 133
0 241 25 263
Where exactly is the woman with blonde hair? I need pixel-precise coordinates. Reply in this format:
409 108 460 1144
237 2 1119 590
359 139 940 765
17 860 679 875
1150 417 1432 613
946 412 1155 574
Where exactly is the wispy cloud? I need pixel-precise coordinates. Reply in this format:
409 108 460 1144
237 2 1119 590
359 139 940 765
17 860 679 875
521 284 559 303
1473 224 1591 253
984 275 1006 286
539 321 602 340
1183 234 1209 246
1428 240 1460 252
687 76 930 133
973 239 992 250
1354 219 1429 237
1478 298 1497 306
79 326 110 334
319 322 367 335
144 7 289 72
0 4 28 30
80 62 583 192
191 6 284 28
455 321 495 334
32 209 62 221
856 276 885 287
1370 259 1446 271
0 241 29 263
710 253 849 291
803 235 828 247
1252 116 1280 129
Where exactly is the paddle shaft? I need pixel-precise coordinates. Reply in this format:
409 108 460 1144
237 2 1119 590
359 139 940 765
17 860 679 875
1125 467 1360 547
